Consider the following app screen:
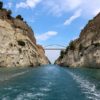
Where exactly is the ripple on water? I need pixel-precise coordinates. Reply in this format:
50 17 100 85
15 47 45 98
2 96 12 100
67 71 100 100
39 88 51 92
0 71 29 82
15 92 46 100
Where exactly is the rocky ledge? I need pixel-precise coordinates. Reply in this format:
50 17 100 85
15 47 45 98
0 6 50 67
55 13 100 68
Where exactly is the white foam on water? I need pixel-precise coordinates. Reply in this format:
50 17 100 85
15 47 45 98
4 87 18 92
40 88 51 92
15 92 46 100
2 96 10 100
67 71 100 100
0 71 29 82
14 81 53 100
4 87 13 90
39 81 53 93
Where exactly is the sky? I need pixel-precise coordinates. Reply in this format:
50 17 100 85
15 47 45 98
1 0 100 63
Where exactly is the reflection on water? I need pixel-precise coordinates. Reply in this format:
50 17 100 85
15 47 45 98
0 65 100 100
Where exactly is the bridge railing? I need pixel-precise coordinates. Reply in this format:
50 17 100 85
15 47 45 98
43 44 66 50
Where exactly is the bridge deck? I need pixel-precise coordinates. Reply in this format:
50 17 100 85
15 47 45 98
45 48 65 50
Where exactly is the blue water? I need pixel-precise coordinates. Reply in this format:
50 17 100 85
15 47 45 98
0 65 100 100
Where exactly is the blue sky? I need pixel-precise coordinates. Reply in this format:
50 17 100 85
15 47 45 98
2 0 100 62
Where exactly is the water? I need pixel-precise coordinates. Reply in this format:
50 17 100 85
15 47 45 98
0 65 100 100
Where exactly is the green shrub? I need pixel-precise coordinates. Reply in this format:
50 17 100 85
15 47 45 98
0 1 3 9
7 10 12 18
60 50 65 59
69 41 75 50
16 15 23 20
8 10 12 15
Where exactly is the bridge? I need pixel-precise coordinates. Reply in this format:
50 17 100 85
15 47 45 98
43 44 66 63
43 44 66 50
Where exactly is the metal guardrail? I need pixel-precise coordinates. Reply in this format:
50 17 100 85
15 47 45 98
44 44 66 50
45 48 65 50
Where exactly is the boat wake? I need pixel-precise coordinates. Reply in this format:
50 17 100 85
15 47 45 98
1 81 53 100
67 71 100 100
0 70 29 82
14 82 52 100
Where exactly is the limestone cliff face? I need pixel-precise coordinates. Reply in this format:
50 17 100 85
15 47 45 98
0 9 49 67
55 13 100 68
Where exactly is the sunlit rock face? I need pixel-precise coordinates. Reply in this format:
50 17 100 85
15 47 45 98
0 9 50 67
55 13 100 68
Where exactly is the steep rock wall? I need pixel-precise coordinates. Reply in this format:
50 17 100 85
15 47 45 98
55 13 100 68
0 9 50 67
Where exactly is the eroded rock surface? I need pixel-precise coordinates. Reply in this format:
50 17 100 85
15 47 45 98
0 9 50 67
55 13 100 68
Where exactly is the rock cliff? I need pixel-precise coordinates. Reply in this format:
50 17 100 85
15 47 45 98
0 8 50 67
55 13 100 68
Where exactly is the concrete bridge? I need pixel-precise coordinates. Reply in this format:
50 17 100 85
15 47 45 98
44 44 66 50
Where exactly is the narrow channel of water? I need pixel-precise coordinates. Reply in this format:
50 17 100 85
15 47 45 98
0 65 100 100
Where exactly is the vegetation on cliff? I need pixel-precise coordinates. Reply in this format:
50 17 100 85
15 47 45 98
55 13 100 68
0 1 50 67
